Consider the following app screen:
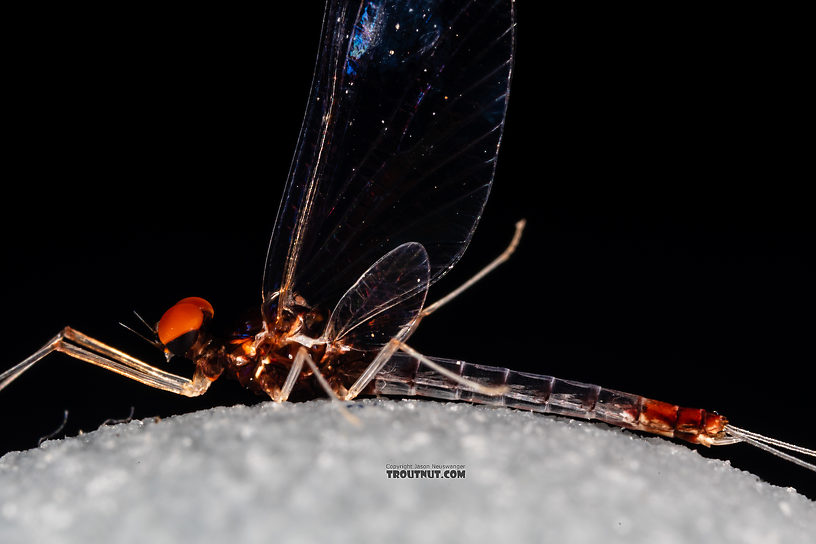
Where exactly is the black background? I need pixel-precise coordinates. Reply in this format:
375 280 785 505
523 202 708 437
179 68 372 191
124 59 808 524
2 3 813 496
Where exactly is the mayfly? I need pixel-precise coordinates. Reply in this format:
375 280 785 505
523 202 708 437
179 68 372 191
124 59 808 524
2 0 813 473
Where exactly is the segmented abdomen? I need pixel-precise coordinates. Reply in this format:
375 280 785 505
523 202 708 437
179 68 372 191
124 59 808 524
373 354 727 446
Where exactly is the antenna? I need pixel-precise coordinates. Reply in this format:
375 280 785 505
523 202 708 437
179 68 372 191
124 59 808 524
118 310 163 349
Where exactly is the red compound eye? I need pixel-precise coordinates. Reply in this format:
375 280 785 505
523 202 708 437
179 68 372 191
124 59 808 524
175 297 214 318
157 297 214 348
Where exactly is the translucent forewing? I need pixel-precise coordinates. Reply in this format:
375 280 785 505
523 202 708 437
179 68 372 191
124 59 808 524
325 242 430 349
262 0 515 321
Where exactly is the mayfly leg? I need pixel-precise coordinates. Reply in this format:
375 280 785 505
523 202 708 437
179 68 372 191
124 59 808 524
345 340 508 401
273 350 306 403
419 219 526 319
0 327 210 397
344 338 402 401
397 342 508 396
290 347 360 426
344 221 525 400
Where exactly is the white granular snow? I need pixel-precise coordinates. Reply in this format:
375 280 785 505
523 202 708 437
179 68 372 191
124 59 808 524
1 399 814 544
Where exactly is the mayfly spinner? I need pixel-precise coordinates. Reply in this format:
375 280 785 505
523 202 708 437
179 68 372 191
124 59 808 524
2 0 814 473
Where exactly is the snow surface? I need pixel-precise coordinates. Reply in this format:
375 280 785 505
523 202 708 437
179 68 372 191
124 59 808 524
1 399 814 544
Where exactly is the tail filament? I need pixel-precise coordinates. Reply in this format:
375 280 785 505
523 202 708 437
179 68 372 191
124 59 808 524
722 425 816 472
